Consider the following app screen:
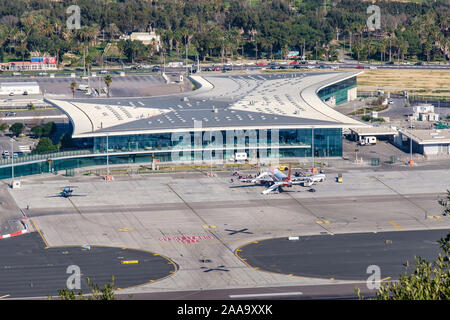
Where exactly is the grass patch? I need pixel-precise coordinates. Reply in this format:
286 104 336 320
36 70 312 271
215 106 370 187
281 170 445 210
357 69 450 98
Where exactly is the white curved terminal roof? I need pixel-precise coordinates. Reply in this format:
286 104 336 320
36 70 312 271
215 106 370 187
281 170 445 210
46 71 367 138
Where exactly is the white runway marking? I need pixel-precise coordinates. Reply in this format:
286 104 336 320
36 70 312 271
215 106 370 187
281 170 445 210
229 292 303 298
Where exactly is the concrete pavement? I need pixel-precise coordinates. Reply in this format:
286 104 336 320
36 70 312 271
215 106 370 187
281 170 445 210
3 165 449 298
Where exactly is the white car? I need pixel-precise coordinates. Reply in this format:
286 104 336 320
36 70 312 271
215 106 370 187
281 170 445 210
246 62 255 66
369 66 377 69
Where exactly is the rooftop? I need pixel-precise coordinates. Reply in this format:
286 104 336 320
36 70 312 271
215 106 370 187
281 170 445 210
350 126 398 136
400 129 450 144
45 71 368 138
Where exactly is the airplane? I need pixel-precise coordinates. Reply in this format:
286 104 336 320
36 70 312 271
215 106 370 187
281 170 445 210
237 165 326 195
48 186 86 198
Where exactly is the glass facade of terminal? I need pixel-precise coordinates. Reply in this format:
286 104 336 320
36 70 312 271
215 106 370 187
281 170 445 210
0 128 342 180
317 77 356 106
92 128 342 160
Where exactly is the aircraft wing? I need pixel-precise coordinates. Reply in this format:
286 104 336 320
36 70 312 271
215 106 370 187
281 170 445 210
291 179 313 187
262 182 283 195
252 176 275 183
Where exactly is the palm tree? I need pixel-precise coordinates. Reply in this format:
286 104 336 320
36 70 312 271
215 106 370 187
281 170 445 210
104 75 112 98
70 81 77 100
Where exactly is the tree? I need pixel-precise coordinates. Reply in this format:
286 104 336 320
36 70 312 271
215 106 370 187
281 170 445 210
9 122 24 137
362 233 449 300
104 75 112 97
0 123 9 135
57 277 116 300
31 126 43 138
438 190 450 217
42 122 56 138
355 194 450 300
59 133 76 150
70 81 77 100
33 137 58 154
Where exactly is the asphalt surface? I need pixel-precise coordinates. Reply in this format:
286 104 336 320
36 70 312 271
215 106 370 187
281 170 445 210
0 232 176 299
237 229 449 281
0 74 191 99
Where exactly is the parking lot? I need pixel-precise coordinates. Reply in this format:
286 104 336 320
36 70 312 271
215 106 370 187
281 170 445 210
0 74 192 99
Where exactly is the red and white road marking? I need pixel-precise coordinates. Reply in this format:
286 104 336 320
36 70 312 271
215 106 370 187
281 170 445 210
0 229 28 239
159 235 214 244
0 219 28 240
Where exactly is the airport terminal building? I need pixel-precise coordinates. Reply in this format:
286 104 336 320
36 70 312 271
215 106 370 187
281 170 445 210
0 71 366 179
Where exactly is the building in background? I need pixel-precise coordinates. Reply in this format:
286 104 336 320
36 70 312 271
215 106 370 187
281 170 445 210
0 57 57 72
413 104 440 122
395 129 450 156
0 82 40 95
120 32 161 52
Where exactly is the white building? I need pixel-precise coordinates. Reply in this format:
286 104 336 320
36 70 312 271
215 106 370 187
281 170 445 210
121 32 161 51
413 104 439 122
0 82 40 95
397 129 450 156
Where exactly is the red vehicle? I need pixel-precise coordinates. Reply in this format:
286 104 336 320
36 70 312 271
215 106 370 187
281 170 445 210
257 62 265 66
290 61 298 65
356 65 365 69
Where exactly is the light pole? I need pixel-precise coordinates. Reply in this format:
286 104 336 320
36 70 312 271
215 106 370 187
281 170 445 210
409 123 413 163
10 138 14 183
311 127 315 170
106 134 110 176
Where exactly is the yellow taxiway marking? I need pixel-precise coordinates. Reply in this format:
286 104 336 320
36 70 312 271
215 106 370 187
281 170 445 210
121 260 139 264
29 218 49 249
427 215 442 220
118 227 133 232
316 220 330 226
381 277 391 282
388 220 403 231
203 225 216 229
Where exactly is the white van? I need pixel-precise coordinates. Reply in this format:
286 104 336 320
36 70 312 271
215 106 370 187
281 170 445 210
359 136 377 145
230 152 248 162
78 84 89 91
